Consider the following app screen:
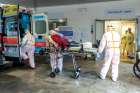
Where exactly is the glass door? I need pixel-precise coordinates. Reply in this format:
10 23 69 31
95 20 105 45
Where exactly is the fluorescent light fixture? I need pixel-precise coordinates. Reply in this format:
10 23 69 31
0 2 5 6
59 19 64 23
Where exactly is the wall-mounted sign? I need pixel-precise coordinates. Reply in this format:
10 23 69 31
106 9 135 16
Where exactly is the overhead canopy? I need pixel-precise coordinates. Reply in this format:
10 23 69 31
0 0 121 8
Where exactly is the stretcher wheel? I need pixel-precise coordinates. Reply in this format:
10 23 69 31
133 62 140 78
49 72 56 78
73 66 80 79
74 71 80 79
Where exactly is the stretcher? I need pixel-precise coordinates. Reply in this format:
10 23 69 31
43 41 98 78
47 45 98 79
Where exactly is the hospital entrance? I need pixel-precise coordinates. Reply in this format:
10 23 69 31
95 19 136 63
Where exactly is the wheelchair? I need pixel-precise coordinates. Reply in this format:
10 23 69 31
133 51 140 78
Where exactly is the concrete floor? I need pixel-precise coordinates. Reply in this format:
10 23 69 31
0 58 139 93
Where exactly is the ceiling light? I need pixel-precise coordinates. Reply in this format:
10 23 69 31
59 19 64 23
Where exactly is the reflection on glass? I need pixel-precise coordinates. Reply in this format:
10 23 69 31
4 17 17 36
35 21 46 34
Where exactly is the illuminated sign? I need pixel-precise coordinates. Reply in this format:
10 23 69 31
32 15 47 20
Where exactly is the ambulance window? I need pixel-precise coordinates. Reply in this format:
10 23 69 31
5 17 17 36
35 21 46 34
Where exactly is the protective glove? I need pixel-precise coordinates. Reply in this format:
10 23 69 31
95 52 103 62
96 52 101 60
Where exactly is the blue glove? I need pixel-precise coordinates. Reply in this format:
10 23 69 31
96 52 100 60
96 52 103 62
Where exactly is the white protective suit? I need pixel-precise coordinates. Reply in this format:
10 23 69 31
21 31 35 68
50 48 63 72
98 31 121 81
49 30 63 73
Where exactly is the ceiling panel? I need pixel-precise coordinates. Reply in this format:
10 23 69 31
0 0 121 8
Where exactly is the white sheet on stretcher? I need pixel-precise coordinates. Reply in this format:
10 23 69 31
83 48 98 54
68 47 98 54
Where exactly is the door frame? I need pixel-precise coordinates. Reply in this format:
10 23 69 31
95 19 105 43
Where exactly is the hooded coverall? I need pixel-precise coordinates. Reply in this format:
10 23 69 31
125 32 134 56
49 45 63 72
21 31 35 68
120 36 127 56
49 30 64 73
98 31 121 81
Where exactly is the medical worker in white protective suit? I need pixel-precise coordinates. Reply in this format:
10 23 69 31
21 29 35 69
98 26 121 81
49 30 64 73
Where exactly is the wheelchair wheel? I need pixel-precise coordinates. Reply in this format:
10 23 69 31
136 62 140 71
133 63 140 78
